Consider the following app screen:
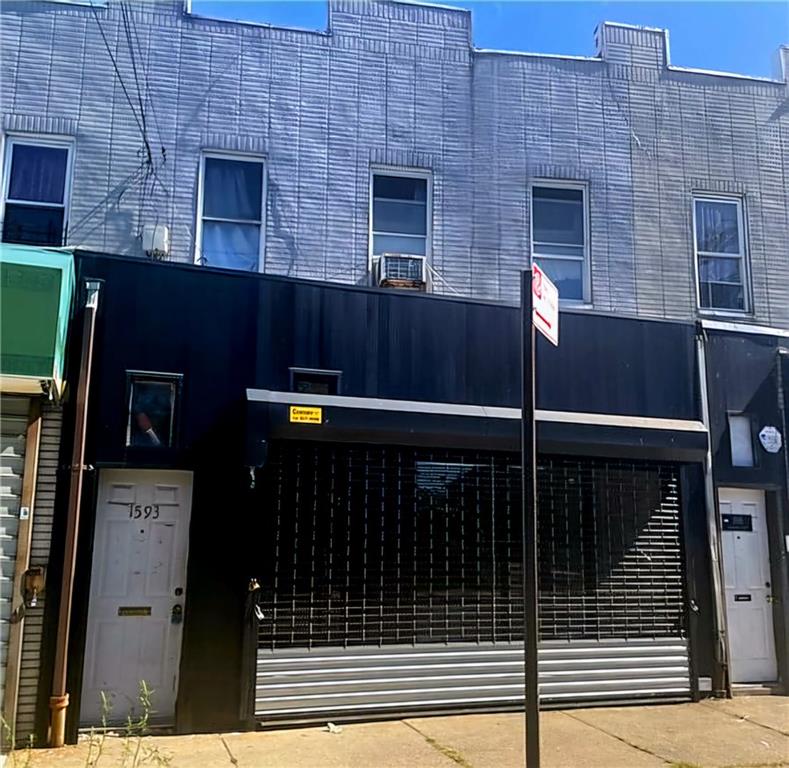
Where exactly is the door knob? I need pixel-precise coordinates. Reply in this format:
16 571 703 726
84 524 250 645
766 595 777 604
171 604 183 624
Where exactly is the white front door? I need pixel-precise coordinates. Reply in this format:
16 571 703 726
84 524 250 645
80 469 193 724
719 488 777 683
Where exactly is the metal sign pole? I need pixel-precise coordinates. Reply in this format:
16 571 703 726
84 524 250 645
521 268 540 768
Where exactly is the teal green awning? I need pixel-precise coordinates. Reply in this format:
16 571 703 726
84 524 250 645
0 243 75 396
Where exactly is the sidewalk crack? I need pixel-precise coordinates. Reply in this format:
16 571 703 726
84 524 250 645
562 711 674 765
220 735 240 766
402 720 476 768
699 700 789 738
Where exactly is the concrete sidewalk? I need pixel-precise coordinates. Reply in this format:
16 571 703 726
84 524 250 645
12 696 789 768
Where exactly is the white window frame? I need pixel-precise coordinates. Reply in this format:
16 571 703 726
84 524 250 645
1 134 75 247
194 150 267 272
368 167 432 272
529 180 591 306
43 1 108 6
692 194 750 316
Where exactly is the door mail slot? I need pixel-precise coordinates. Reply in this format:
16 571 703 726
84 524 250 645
734 594 752 602
722 514 752 532
118 606 152 616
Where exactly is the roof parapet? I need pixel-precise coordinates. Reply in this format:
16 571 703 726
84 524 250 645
775 45 789 89
595 21 668 68
329 0 471 46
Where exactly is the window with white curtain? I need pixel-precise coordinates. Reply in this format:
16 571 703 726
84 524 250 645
694 197 748 312
2 138 72 247
531 184 589 303
370 171 430 261
197 154 265 271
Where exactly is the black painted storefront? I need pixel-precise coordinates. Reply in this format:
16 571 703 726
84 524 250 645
37 253 735 739
703 329 789 690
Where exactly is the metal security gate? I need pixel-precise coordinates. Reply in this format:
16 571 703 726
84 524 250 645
0 396 29 708
254 443 689 721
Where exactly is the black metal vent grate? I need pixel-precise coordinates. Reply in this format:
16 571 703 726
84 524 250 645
255 443 684 650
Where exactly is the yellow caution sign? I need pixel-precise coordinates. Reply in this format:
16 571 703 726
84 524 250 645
289 406 323 424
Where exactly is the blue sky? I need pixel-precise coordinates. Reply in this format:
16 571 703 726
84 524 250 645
190 1 787 78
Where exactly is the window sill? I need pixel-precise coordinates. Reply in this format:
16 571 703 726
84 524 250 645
697 308 752 319
43 0 108 6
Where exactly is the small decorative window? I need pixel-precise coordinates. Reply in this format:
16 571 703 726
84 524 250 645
126 372 182 449
694 197 749 312
197 153 265 271
289 368 341 396
370 171 430 261
531 184 589 303
728 414 755 468
2 138 73 247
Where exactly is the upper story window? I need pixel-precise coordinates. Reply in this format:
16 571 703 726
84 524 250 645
694 197 749 313
531 184 589 303
2 137 73 247
197 153 265 272
370 171 430 261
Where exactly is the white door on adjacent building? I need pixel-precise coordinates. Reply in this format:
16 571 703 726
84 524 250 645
80 469 193 724
719 488 777 683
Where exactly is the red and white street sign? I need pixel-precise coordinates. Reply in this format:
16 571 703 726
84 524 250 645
532 262 559 346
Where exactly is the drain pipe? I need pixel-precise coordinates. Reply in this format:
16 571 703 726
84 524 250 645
776 350 789 503
696 324 731 697
49 279 101 747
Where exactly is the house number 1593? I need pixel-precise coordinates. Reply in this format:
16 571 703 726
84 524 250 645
127 503 160 519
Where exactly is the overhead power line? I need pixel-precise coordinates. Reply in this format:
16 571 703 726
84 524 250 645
125 0 167 159
89 0 147 144
120 1 170 209
120 1 152 168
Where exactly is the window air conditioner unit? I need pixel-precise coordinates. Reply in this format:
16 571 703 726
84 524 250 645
374 253 428 291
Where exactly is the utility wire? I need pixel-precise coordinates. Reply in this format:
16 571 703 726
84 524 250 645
120 1 152 168
89 0 147 144
87 1 173 248
68 160 148 241
118 0 172 231
120 0 157 224
122 0 170 206
125 0 167 159
90 1 169 203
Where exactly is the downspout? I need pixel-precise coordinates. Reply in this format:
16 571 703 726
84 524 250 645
776 349 789 688
49 279 101 747
696 323 731 697
776 349 789 500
